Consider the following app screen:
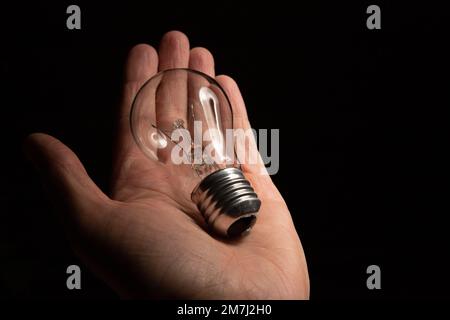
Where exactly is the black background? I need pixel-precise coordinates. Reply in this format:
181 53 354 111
1 1 449 299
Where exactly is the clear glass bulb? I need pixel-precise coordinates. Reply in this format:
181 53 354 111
130 68 260 237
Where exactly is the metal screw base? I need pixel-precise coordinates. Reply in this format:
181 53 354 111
191 167 261 237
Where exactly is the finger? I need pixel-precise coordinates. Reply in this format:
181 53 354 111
189 47 215 77
156 32 190 160
120 44 158 127
155 69 188 134
187 48 217 162
158 31 190 71
114 44 158 175
215 76 281 202
24 133 110 232
215 75 251 130
215 75 261 170
156 31 190 131
113 44 158 191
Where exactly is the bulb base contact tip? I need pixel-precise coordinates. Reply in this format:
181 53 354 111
192 168 261 238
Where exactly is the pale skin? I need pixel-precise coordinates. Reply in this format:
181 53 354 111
24 31 309 299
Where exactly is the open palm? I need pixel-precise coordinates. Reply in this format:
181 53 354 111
25 31 309 299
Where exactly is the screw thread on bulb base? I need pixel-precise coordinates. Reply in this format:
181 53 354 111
191 167 261 237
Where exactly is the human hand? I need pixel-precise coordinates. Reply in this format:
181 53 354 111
24 31 309 299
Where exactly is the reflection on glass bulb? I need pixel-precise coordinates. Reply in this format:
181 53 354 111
130 68 261 237
150 131 168 149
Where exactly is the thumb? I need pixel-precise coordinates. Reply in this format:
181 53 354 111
24 133 110 233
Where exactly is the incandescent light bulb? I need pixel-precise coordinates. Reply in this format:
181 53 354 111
130 68 261 237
